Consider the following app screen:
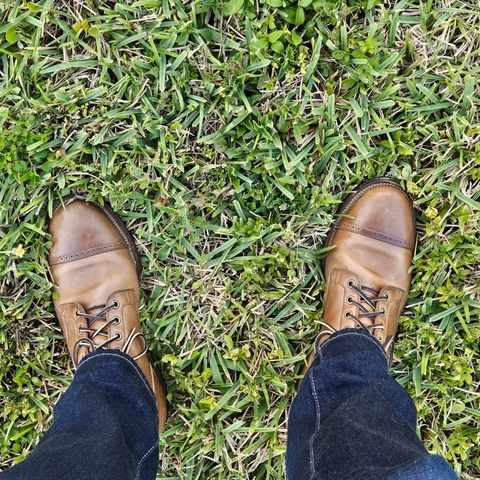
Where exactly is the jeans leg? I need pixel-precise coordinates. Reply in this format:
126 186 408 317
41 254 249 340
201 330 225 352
0 349 159 480
286 329 457 480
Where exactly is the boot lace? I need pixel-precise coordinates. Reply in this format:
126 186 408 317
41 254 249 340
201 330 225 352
72 302 147 368
318 280 389 346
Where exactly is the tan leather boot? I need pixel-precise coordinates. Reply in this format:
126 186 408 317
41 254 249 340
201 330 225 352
309 177 416 366
48 196 168 431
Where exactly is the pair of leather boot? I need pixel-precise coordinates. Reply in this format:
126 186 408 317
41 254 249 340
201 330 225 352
47 178 415 432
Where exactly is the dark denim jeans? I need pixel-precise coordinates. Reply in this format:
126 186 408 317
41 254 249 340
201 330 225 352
0 350 159 480
286 329 458 480
0 332 458 480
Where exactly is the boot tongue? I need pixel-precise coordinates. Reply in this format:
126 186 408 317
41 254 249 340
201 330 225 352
346 281 387 332
85 303 108 312
82 303 114 347
82 288 122 320
356 286 381 316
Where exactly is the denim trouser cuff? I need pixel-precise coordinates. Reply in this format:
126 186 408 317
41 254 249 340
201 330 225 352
286 327 458 480
77 348 158 415
0 348 160 480
315 328 389 376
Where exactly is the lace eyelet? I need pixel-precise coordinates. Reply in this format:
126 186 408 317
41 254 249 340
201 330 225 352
346 296 354 304
75 310 81 317
112 317 121 325
380 309 386 315
383 294 389 301
111 301 120 309
347 280 355 288
344 311 352 319
115 332 122 341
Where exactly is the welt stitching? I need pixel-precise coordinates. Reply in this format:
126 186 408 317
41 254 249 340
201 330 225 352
343 183 411 212
52 202 64 216
52 195 87 216
99 204 139 270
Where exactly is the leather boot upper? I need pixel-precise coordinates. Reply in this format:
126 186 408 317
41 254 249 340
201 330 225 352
319 179 416 361
48 197 167 431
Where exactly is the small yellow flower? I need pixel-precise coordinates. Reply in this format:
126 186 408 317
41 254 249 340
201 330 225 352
12 245 25 257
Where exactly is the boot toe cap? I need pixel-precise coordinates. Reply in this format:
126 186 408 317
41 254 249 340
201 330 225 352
49 199 126 265
339 183 415 248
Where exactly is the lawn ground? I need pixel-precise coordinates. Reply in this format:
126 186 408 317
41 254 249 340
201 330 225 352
0 0 479 478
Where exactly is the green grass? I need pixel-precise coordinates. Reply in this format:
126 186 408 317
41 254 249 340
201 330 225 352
0 0 479 478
